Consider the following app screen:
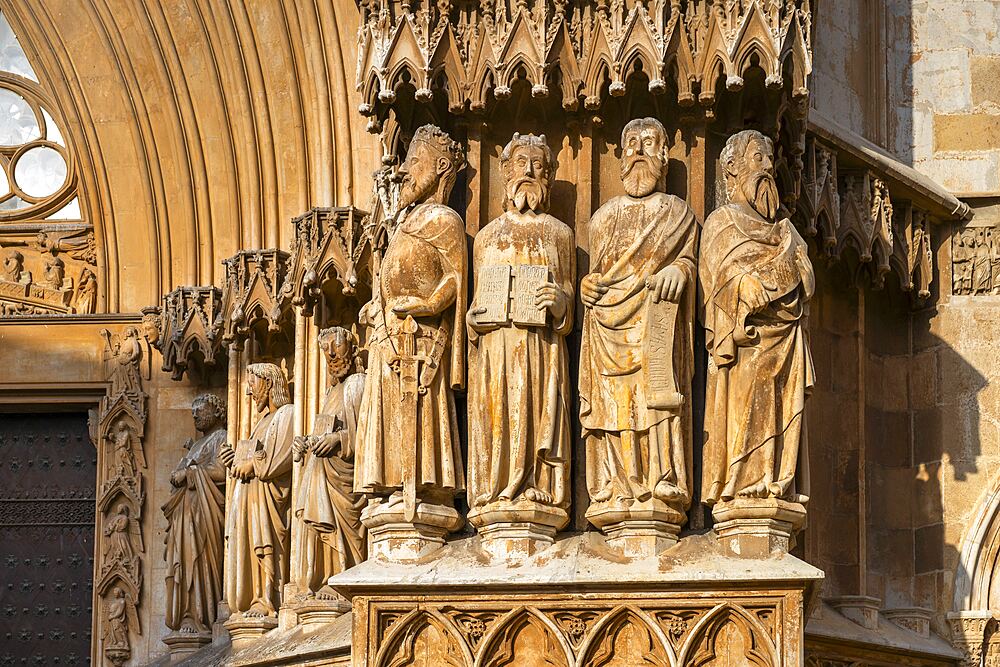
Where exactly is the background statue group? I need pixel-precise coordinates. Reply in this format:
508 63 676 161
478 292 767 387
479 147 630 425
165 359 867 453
163 119 817 627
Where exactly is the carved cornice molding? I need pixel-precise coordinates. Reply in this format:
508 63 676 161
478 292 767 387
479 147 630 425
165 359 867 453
287 207 368 315
220 249 292 346
144 286 225 381
355 0 811 115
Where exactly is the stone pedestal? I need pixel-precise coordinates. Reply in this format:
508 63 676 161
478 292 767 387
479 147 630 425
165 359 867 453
296 595 352 627
712 498 807 556
330 532 823 667
162 630 212 661
468 499 568 561
586 499 685 557
361 498 463 562
827 595 881 630
223 614 279 651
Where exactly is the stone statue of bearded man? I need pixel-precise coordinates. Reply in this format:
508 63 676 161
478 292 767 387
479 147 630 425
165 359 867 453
579 117 699 554
700 130 814 515
466 133 575 556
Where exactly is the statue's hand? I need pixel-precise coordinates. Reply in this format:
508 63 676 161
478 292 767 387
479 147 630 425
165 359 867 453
535 281 566 320
647 265 686 303
391 296 432 318
467 306 501 334
292 435 310 458
795 246 815 299
218 445 236 469
169 469 186 487
580 273 608 307
312 431 343 458
740 274 770 313
234 459 256 481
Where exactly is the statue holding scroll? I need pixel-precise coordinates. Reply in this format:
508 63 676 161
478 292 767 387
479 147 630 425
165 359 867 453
162 394 227 635
466 133 575 549
700 130 814 510
579 117 699 551
293 327 366 596
355 124 467 556
220 363 294 618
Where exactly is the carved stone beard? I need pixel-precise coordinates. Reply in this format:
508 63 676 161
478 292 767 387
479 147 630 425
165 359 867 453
506 176 548 213
740 170 780 220
398 145 440 210
326 353 352 385
621 154 663 197
193 410 217 434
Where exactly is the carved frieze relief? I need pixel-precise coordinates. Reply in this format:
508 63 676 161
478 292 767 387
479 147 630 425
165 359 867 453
952 224 1000 297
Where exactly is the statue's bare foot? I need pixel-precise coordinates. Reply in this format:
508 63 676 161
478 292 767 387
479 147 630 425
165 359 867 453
244 602 271 619
736 481 770 498
179 618 200 634
653 481 685 504
523 487 552 504
591 484 613 503
474 492 495 507
315 585 340 601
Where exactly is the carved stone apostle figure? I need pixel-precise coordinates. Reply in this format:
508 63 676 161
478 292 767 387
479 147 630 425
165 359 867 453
466 133 575 554
355 124 467 558
579 117 699 553
162 394 227 636
220 363 295 618
293 327 366 597
699 130 814 549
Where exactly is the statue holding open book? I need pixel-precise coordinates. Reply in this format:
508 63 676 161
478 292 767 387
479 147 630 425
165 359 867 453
466 132 575 557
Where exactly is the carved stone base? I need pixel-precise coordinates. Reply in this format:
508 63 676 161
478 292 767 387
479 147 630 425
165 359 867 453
586 499 685 557
468 499 568 561
361 498 463 562
162 630 212 661
712 498 807 556
297 594 352 627
826 595 881 630
329 533 823 667
947 611 992 666
223 614 278 651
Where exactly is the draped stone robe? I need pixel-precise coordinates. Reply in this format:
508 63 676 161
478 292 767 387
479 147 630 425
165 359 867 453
579 192 698 503
467 212 575 509
356 203 467 499
699 205 815 505
295 373 367 592
225 403 295 614
162 427 226 632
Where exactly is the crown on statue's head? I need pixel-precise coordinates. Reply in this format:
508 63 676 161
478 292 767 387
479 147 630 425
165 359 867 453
411 124 465 171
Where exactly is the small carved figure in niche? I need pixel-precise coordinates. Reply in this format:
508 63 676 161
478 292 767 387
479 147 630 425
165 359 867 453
103 585 140 664
76 267 97 314
219 363 295 618
1 248 30 284
700 130 815 505
162 394 227 635
466 133 575 536
355 124 467 542
105 503 143 570
102 327 144 398
293 327 366 598
579 118 699 542
111 420 141 479
974 228 993 294
43 253 66 290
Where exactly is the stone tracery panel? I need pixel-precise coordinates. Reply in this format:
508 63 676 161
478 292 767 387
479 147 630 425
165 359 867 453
0 9 96 317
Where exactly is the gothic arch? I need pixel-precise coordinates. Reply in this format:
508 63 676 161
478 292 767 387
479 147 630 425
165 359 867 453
954 472 1000 615
475 607 573 667
576 606 675 667
678 604 777 667
376 608 474 667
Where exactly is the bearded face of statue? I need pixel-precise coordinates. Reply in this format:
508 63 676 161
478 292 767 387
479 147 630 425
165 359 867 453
503 143 550 213
397 141 443 210
733 135 780 221
323 336 354 384
247 374 271 413
620 124 667 198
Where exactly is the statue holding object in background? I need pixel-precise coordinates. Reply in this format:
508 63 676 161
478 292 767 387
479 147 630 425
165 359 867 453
293 327 366 597
220 363 295 617
162 394 227 636
579 117 699 554
355 124 467 559
466 133 575 556
699 130 814 553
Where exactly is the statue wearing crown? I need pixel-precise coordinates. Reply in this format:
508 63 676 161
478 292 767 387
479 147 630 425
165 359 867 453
355 125 468 557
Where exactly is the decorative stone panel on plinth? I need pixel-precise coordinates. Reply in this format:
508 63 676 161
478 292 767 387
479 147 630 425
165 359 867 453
331 533 822 667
